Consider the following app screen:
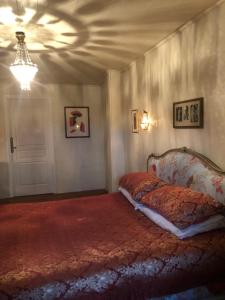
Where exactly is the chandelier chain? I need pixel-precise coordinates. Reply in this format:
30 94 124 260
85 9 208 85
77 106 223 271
15 40 33 65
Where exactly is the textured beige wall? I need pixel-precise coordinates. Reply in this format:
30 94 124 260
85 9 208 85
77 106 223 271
49 84 106 193
122 1 225 171
0 82 106 198
106 70 126 192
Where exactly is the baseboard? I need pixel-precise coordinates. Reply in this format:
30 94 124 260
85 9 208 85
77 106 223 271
0 189 108 204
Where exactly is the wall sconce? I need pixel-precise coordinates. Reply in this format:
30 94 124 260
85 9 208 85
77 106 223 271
140 110 157 131
140 110 150 130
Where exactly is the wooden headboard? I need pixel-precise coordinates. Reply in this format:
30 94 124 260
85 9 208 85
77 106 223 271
147 147 225 205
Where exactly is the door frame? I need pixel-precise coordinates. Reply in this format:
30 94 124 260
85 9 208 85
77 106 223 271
4 95 56 197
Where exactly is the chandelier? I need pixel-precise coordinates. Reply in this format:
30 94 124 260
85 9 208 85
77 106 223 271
10 31 38 90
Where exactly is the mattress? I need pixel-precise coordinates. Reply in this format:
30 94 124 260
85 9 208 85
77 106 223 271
0 192 225 300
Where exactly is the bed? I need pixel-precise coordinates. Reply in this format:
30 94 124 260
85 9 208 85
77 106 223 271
0 147 225 300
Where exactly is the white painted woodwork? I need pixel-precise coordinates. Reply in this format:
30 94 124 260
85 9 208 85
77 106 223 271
8 97 54 196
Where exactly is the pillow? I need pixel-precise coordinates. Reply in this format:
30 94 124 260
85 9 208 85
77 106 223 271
118 187 137 208
118 187 143 210
140 185 224 230
138 205 225 239
119 172 167 201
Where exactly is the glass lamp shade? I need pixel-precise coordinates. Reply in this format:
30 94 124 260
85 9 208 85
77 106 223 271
140 112 150 130
10 63 38 90
10 32 38 91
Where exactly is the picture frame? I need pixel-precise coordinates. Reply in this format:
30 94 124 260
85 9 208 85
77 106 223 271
64 106 90 138
131 109 139 133
173 98 204 129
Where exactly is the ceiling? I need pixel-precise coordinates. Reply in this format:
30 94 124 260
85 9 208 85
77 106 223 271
0 0 219 84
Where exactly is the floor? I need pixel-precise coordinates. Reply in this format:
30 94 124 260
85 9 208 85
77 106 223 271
0 189 107 204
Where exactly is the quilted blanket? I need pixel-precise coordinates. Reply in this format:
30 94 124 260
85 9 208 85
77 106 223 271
0 193 225 299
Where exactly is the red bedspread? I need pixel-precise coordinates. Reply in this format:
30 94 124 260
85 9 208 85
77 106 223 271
0 192 225 300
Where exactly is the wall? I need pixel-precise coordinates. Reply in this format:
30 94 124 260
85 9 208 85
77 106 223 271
0 82 106 198
122 58 154 173
106 70 125 192
122 1 225 171
50 84 106 193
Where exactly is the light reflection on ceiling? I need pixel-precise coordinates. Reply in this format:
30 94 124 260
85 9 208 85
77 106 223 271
0 0 219 84
0 6 77 51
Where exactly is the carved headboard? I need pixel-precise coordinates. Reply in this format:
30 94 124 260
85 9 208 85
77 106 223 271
147 147 225 205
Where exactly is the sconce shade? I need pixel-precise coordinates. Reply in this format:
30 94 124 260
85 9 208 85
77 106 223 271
140 111 150 130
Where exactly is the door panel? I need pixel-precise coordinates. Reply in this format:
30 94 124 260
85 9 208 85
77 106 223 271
9 97 54 196
17 164 49 185
16 149 48 162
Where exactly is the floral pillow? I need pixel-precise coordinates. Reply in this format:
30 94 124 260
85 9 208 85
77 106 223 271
119 172 167 201
140 185 224 230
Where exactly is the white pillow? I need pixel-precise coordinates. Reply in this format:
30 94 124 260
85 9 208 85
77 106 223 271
118 187 143 210
119 187 225 239
139 205 225 239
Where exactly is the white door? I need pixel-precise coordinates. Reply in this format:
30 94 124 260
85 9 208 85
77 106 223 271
8 97 55 197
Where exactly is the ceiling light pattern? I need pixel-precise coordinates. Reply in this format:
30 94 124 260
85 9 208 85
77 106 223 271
0 7 77 52
0 7 35 25
0 0 218 85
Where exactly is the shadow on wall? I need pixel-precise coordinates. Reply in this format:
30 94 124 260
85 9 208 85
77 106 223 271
0 163 10 199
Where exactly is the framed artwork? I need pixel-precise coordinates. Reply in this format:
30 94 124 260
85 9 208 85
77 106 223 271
131 109 139 133
173 98 204 129
64 106 90 138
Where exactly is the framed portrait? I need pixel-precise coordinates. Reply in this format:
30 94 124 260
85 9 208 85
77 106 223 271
131 109 139 133
173 98 204 129
64 106 90 138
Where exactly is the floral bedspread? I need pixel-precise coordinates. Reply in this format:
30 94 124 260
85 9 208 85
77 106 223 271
0 193 225 300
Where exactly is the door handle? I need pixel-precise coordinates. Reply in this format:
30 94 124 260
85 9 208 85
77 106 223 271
10 137 16 153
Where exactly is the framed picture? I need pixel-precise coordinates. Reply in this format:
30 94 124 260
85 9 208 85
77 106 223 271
64 106 90 138
173 98 204 129
131 109 139 133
